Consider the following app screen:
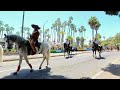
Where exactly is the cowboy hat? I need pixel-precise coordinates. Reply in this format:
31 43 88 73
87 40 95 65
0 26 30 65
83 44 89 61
31 24 40 29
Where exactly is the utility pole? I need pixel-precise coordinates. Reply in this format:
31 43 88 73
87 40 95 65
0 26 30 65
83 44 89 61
21 11 25 37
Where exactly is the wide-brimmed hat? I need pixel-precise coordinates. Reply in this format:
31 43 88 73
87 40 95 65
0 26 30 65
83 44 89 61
31 24 40 29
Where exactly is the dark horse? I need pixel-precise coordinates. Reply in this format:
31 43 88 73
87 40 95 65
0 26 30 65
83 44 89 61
92 42 103 58
63 43 72 58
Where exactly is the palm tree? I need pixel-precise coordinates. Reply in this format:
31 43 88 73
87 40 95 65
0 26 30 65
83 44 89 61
62 21 67 42
68 16 73 36
103 36 106 40
56 18 62 42
78 28 83 38
39 30 42 41
9 27 14 35
45 29 49 41
51 23 56 42
95 21 101 39
0 27 5 38
47 34 50 41
26 27 30 39
76 37 80 46
16 31 20 36
0 21 4 38
70 23 75 37
4 24 9 35
59 31 66 43
88 16 98 40
74 28 77 42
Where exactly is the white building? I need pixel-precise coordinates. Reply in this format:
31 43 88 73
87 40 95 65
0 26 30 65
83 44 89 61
0 38 15 49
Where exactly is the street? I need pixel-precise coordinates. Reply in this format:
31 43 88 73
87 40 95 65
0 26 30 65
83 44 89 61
0 51 120 79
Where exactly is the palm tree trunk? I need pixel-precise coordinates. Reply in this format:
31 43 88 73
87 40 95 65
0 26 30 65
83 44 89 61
95 30 97 39
92 29 94 40
69 27 70 36
1 30 3 38
84 31 85 38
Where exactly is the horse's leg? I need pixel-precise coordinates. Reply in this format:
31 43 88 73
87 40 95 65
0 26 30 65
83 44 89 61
95 50 96 58
39 54 46 69
13 55 23 75
46 50 50 68
93 50 94 57
64 49 65 57
24 56 33 72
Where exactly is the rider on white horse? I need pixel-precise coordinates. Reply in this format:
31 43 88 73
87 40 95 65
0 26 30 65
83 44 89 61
29 24 40 55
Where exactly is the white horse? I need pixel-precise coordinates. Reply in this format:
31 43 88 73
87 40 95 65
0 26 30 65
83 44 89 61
4 34 50 75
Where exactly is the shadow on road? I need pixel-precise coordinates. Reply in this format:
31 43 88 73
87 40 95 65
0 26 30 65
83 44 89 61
1 67 69 79
102 63 120 76
95 57 106 60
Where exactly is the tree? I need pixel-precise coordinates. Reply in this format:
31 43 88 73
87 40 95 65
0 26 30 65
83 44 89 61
26 28 30 39
68 16 73 36
4 24 9 35
0 27 5 38
56 18 62 42
74 28 77 42
45 29 49 41
80 37 85 49
103 36 106 40
88 16 98 40
51 23 57 42
59 31 66 43
95 21 101 39
16 31 20 36
61 21 67 42
78 28 82 38
76 37 80 46
47 34 50 41
9 27 14 35
67 36 74 46
0 21 4 38
105 11 119 16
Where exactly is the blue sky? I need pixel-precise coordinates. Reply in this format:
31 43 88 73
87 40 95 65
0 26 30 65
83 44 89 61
0 11 120 43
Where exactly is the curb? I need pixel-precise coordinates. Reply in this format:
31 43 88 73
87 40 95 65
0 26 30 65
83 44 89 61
3 51 91 62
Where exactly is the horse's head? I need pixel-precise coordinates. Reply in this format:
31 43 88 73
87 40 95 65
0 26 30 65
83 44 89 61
4 34 14 49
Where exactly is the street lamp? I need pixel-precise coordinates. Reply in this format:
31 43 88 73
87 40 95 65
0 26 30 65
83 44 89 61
43 20 48 42
21 11 25 37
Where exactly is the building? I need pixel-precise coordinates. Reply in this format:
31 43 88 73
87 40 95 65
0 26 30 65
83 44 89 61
0 38 16 49
0 38 7 48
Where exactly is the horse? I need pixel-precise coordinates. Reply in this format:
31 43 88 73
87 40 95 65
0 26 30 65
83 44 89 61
4 34 50 75
92 42 103 58
63 43 72 58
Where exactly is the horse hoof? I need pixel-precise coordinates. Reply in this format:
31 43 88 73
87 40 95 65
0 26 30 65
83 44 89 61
13 72 17 75
30 69 33 72
39 67 41 69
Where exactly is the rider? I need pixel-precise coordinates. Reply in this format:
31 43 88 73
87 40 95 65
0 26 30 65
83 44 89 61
93 38 99 48
66 39 70 46
30 24 40 55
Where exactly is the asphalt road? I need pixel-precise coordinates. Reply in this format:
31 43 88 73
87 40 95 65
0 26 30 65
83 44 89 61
0 51 120 79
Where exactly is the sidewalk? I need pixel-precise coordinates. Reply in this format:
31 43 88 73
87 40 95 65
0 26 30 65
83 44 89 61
3 51 91 62
93 57 120 79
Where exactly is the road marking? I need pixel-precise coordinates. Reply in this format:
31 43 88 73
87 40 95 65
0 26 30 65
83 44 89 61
91 56 120 79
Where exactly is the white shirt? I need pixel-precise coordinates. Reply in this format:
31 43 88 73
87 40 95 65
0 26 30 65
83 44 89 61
95 40 98 44
66 41 70 45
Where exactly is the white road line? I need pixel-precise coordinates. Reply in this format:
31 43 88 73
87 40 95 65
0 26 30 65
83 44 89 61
91 56 120 79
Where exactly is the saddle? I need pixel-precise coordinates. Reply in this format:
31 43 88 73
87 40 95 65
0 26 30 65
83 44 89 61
26 40 41 55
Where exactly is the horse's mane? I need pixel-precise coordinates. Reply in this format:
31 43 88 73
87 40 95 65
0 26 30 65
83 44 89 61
7 34 27 45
